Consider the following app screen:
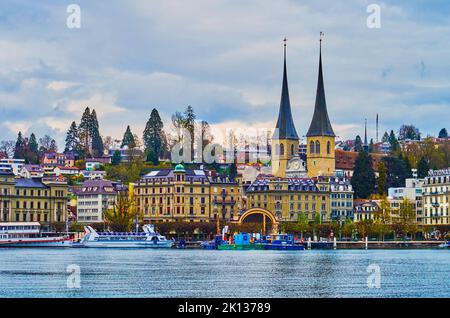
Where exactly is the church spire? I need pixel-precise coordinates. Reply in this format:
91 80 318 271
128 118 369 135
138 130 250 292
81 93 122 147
273 37 299 140
363 118 369 152
306 32 335 137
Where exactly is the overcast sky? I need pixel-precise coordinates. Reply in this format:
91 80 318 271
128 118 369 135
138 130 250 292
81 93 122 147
0 0 449 148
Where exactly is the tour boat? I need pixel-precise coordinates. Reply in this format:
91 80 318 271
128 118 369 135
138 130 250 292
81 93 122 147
0 222 72 247
79 224 173 248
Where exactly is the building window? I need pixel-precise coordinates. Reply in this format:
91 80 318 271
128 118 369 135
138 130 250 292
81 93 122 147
280 143 284 156
315 141 320 154
291 144 294 156
310 141 315 154
327 141 331 154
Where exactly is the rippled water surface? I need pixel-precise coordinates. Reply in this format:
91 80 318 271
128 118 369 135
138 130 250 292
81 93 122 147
0 249 448 297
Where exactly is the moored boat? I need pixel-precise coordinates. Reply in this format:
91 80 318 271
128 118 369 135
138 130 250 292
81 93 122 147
0 222 72 247
438 241 450 248
79 224 173 248
216 233 305 250
259 234 305 250
217 233 264 250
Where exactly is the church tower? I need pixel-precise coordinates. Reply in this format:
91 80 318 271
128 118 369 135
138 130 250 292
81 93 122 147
306 33 336 177
272 38 299 178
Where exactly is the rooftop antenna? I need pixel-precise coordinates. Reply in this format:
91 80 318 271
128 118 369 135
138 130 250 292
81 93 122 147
376 113 379 143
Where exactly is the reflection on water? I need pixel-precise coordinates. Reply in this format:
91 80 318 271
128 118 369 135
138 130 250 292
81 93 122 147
0 249 448 298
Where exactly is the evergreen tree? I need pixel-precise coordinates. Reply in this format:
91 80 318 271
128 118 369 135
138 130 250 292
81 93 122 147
27 133 39 164
65 121 79 152
146 148 158 165
229 162 237 178
91 129 104 158
121 125 136 149
354 135 363 152
388 130 400 152
78 107 92 154
351 151 376 199
377 161 387 196
13 132 25 159
111 150 122 165
402 155 413 179
438 128 448 139
143 109 166 165
382 155 411 188
183 105 196 161
28 133 38 154
417 156 430 178
382 131 389 143
90 109 104 157
369 138 374 153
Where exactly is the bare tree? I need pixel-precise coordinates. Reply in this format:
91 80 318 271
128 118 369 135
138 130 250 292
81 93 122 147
103 136 114 153
171 111 185 143
0 140 15 158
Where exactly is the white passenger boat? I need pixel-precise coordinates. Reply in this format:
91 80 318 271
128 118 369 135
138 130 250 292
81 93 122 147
0 222 72 247
79 224 173 248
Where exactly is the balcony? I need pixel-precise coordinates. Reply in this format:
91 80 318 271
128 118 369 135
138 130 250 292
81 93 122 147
213 198 235 205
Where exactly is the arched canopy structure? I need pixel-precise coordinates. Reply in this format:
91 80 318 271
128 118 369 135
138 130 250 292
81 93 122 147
238 208 279 234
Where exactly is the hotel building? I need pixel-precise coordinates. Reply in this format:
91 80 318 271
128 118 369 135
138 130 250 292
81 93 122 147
133 164 242 223
0 171 68 231
422 168 450 225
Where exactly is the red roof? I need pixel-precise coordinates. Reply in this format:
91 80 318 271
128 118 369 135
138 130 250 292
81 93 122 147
335 149 384 172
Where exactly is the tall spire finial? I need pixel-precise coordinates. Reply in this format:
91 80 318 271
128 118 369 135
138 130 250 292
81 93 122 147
273 36 299 141
364 118 369 152
306 31 335 137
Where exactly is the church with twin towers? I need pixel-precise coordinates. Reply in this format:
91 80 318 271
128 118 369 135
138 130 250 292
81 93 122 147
272 34 336 178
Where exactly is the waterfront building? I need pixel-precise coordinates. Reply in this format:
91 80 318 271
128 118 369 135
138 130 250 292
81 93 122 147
133 164 242 223
245 176 331 223
372 198 416 225
75 179 117 223
306 37 336 178
329 177 354 224
271 40 300 178
422 168 450 225
388 178 424 223
353 199 379 222
0 172 68 231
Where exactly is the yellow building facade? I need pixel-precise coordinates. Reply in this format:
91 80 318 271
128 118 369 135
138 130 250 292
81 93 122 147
422 169 450 225
246 177 331 223
0 171 68 231
133 164 242 223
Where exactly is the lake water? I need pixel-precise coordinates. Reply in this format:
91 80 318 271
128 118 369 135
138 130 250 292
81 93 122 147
0 249 448 298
